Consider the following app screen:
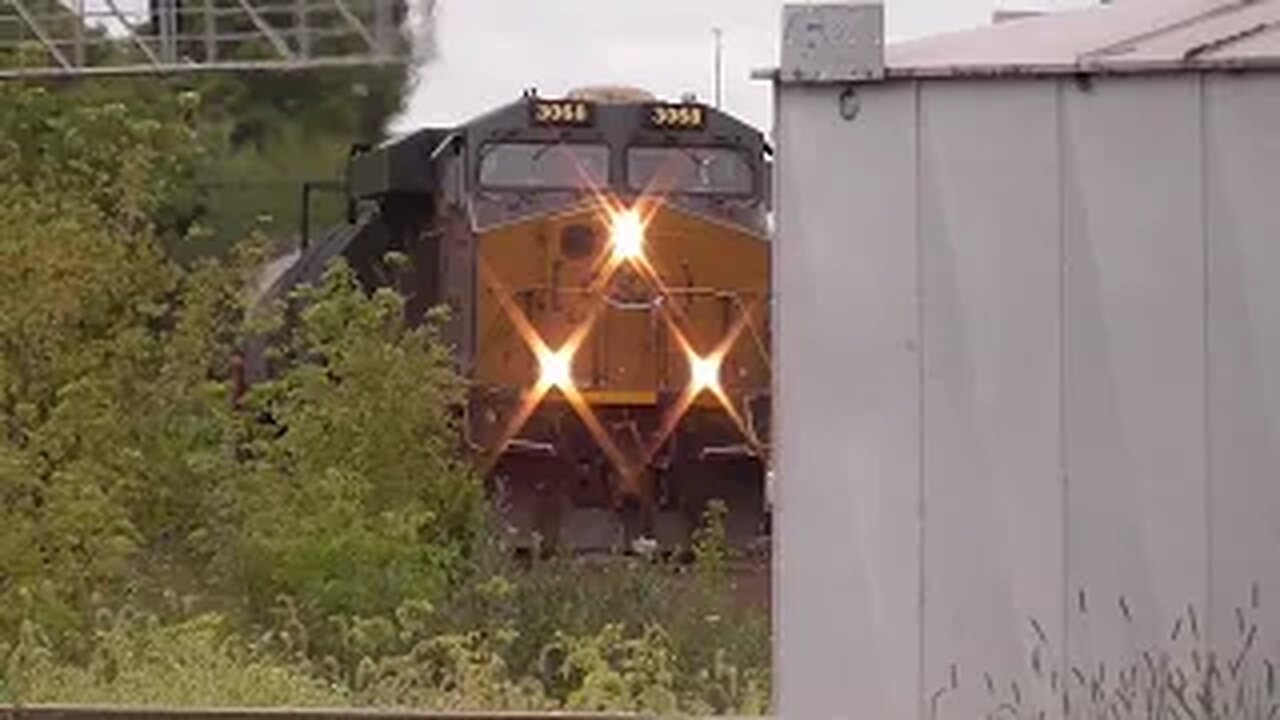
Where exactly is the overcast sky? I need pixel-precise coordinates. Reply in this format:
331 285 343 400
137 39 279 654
391 0 1098 135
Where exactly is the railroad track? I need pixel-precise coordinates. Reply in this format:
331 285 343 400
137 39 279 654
0 706 639 720
0 706 767 720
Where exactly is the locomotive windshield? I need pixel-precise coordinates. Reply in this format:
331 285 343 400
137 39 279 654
478 142 609 190
626 146 753 196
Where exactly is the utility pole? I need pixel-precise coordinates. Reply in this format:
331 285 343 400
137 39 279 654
713 27 723 109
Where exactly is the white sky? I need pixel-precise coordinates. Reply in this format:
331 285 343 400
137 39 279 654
392 0 1099 134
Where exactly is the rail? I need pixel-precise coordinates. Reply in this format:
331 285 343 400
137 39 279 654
0 705 685 720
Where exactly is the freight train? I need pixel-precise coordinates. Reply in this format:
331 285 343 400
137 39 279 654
252 85 773 558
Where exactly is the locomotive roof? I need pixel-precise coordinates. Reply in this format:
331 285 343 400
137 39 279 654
347 93 766 200
459 94 764 147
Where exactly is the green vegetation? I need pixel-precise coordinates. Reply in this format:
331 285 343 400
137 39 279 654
50 68 407 261
0 79 771 714
184 66 410 255
0 0 411 261
960 600 1280 719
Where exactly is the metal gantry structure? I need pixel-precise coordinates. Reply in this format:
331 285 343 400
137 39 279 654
0 0 410 77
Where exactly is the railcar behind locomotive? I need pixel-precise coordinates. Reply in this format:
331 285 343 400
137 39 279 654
255 85 773 557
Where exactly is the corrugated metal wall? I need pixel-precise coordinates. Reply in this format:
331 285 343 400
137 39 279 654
773 72 1280 719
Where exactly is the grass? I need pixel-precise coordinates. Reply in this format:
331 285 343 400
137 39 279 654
957 584 1280 719
0 503 772 716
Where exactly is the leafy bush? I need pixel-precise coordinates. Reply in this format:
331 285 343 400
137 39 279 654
356 503 772 714
0 79 472 644
3 611 343 707
0 101 195 642
351 627 554 712
0 84 204 233
230 261 486 646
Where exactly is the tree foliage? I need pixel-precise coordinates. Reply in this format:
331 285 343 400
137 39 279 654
0 83 199 639
0 79 474 644
232 262 485 636
0 70 409 259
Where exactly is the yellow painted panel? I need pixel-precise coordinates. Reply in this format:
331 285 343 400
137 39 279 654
474 202 770 406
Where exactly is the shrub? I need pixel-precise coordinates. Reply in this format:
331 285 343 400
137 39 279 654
3 611 343 707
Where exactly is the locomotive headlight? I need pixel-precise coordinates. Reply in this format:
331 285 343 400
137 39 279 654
609 208 645 262
689 353 722 394
538 346 574 390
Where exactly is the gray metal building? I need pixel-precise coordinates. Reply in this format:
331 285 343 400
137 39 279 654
763 1 1280 716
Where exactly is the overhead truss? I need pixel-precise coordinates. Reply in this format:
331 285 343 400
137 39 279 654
0 0 411 77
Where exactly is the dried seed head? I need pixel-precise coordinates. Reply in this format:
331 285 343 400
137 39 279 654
1030 617 1048 645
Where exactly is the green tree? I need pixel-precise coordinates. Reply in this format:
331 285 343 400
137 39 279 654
0 83 205 640
229 261 485 643
0 80 481 649
2 18 416 259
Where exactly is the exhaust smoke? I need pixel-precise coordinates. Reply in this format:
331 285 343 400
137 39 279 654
384 0 439 135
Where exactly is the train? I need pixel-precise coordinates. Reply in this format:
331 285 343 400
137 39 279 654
251 85 773 559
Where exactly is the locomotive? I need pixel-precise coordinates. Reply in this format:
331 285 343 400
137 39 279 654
254 85 773 558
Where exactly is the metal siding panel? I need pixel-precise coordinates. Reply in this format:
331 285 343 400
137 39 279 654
918 80 1064 718
774 83 921 719
1205 74 1280 657
1062 75 1208 676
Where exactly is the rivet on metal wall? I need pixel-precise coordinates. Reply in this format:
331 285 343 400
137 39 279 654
838 86 860 121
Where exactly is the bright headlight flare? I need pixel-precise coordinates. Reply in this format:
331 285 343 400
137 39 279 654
538 346 574 390
608 208 646 262
689 353 722 394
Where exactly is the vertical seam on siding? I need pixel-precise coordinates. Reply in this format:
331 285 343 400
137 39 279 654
915 79 927 720
1200 71 1213 651
1056 76 1071 714
768 81 782 714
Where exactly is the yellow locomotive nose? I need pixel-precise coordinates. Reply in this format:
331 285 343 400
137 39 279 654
473 197 768 429
468 193 770 555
